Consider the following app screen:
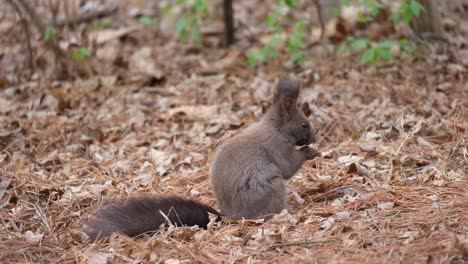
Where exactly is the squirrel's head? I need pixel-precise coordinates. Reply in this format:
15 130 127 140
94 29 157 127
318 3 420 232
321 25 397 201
271 77 315 146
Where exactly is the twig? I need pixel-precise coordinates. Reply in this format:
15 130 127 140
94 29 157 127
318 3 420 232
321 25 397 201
16 0 47 38
313 0 325 41
16 0 65 58
395 132 412 156
270 239 334 248
53 6 118 28
16 0 71 78
6 0 35 77
223 0 235 46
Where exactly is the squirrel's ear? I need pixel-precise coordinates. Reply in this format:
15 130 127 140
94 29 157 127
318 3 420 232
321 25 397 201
273 77 301 111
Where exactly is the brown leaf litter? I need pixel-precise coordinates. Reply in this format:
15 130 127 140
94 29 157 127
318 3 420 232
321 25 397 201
0 1 467 263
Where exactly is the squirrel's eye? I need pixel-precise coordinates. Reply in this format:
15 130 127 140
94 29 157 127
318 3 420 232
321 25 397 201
301 121 309 128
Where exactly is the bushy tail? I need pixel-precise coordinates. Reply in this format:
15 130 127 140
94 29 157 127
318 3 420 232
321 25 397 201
81 196 222 240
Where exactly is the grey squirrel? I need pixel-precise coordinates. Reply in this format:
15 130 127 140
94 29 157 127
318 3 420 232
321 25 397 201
80 77 319 240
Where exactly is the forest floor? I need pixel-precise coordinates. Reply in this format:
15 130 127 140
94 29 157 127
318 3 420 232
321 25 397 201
0 1 467 263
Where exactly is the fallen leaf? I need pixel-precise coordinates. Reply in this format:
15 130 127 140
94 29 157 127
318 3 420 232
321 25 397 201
0 180 11 201
92 26 140 45
133 161 155 186
129 46 164 79
377 201 394 210
164 105 219 121
24 230 44 243
335 211 351 220
149 149 177 176
417 137 434 149
347 163 369 176
87 252 113 264
338 155 364 164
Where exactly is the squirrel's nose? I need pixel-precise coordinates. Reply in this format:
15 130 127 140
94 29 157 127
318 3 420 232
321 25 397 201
308 131 316 144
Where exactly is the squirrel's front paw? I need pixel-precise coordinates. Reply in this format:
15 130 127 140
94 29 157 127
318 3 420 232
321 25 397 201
300 146 320 160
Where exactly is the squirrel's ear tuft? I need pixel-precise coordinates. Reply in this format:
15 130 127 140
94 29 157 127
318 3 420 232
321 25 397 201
273 77 302 110
274 78 301 103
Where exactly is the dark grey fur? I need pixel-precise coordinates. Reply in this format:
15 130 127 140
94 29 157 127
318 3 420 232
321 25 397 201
81 196 221 240
210 77 318 219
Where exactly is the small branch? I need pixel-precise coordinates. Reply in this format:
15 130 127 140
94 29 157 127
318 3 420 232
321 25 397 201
16 0 47 35
16 0 71 78
270 239 335 248
223 0 235 46
6 0 35 77
313 0 325 41
53 6 118 28
16 0 64 57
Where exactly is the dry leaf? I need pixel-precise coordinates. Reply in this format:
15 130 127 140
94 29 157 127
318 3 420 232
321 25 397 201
338 155 364 164
87 252 113 264
24 230 44 243
149 149 177 176
133 161 155 186
417 137 434 149
92 26 139 45
377 202 394 210
164 105 219 121
129 46 164 79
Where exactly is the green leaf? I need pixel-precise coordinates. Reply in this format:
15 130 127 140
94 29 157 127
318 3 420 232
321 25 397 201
267 12 282 31
159 6 171 14
377 47 393 61
399 39 414 54
262 37 280 60
350 38 368 50
361 48 376 64
391 12 401 23
190 28 201 44
294 20 308 31
93 19 113 31
268 36 280 46
290 51 305 66
44 27 57 42
409 0 423 16
194 0 209 15
284 0 295 8
72 47 92 61
337 43 347 55
402 8 412 24
340 0 350 6
247 52 260 66
379 41 395 49
139 16 155 27
176 19 187 42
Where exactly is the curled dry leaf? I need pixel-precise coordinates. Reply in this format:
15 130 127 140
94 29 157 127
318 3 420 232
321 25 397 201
164 105 219 121
377 201 394 210
133 161 156 187
0 180 11 201
129 46 163 79
149 149 177 176
417 137 435 149
24 230 44 243
347 162 370 176
335 211 351 220
319 217 335 231
87 252 113 264
338 155 364 164
0 97 14 114
92 26 140 45
292 191 305 205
